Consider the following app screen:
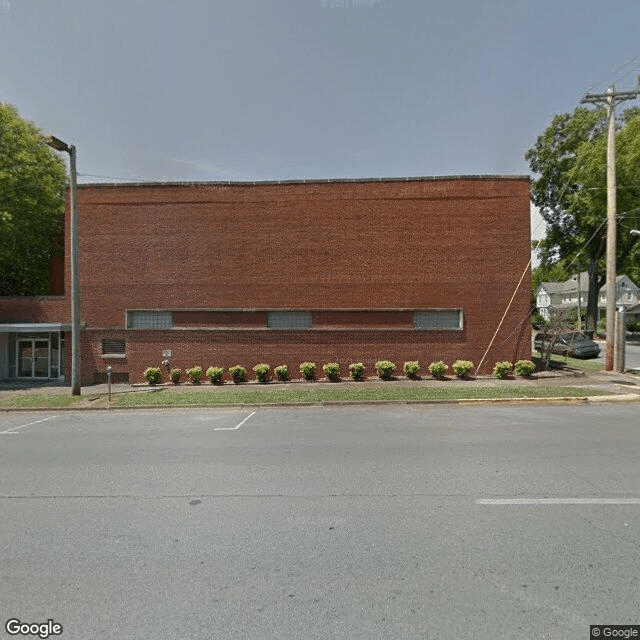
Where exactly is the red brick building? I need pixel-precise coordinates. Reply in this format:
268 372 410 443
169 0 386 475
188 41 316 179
0 175 531 384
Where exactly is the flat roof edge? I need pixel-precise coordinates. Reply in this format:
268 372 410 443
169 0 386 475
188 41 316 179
77 175 530 188
0 323 69 333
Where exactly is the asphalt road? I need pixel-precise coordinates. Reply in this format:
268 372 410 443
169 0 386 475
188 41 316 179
594 340 640 370
1 405 639 640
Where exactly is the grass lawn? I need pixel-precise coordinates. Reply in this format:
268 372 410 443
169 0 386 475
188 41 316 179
112 385 611 407
531 353 604 372
0 394 85 408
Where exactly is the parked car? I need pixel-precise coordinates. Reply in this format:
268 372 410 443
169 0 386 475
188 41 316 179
534 332 601 359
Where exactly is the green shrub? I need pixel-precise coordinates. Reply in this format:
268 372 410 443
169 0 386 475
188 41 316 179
349 362 365 380
229 365 246 383
186 366 202 384
403 361 420 378
274 365 289 381
323 362 341 382
493 361 513 379
143 367 162 384
452 360 474 378
375 360 396 380
300 362 316 381
428 361 448 379
206 366 224 383
170 368 181 384
514 359 535 377
627 319 640 333
253 363 271 383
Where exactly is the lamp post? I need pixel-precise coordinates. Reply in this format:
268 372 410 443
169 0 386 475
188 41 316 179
43 135 81 395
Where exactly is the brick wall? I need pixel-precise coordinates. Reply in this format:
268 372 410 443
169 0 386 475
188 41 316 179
0 296 68 323
72 176 531 383
0 176 531 383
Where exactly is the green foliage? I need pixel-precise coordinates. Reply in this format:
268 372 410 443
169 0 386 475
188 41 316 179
229 365 246 383
206 366 224 383
526 106 640 330
514 360 535 377
322 362 341 381
253 363 271 383
375 360 395 380
403 361 420 378
627 319 640 333
348 362 365 380
274 365 289 381
299 362 316 381
143 367 162 384
452 360 474 378
428 361 448 379
170 368 181 384
186 366 202 383
0 104 68 295
493 361 513 379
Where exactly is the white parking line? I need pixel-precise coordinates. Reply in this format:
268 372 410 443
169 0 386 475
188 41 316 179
213 411 256 431
0 416 58 435
476 498 640 505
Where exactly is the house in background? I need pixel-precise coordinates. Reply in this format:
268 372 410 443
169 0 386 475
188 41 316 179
0 175 532 384
536 272 639 321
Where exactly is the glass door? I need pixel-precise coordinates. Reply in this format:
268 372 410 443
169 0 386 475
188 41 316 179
17 339 50 378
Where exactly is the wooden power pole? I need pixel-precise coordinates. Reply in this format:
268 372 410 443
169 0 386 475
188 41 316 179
581 84 638 371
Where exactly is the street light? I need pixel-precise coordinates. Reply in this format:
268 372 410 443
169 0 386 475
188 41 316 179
43 135 81 396
631 230 640 236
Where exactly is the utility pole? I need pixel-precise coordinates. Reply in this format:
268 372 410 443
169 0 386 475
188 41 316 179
581 84 638 371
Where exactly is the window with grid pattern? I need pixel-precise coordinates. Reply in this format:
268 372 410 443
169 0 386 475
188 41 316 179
126 311 173 329
267 311 312 329
413 310 462 330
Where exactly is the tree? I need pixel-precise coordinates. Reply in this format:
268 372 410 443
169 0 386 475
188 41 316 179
526 106 640 331
0 103 67 295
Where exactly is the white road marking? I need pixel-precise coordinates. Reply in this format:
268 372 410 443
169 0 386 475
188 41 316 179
476 498 640 505
213 411 256 431
0 416 58 435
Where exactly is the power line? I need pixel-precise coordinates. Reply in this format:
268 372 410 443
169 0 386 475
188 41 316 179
581 53 640 99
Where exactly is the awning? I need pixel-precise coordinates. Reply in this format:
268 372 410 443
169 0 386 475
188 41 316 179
0 323 69 333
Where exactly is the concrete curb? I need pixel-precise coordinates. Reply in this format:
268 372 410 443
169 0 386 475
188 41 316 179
2 394 639 411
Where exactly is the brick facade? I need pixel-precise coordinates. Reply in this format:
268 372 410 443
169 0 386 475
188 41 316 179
0 176 531 384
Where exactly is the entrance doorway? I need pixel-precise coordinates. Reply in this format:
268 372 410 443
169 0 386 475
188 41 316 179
17 339 50 378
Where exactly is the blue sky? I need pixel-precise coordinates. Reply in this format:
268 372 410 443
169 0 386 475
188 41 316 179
1 0 640 241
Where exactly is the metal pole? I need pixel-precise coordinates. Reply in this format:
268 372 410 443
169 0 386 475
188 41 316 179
576 268 581 331
614 308 626 373
69 145 81 395
106 366 112 402
604 88 616 371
